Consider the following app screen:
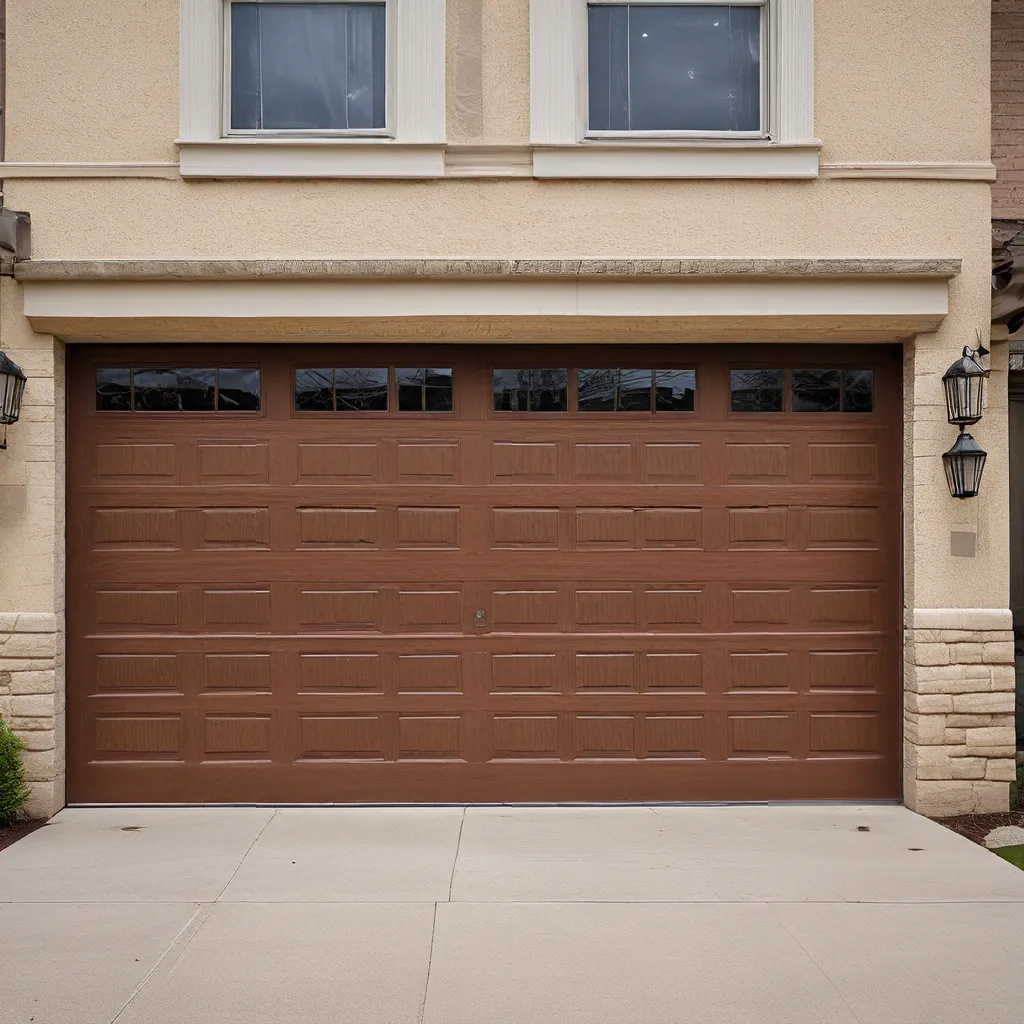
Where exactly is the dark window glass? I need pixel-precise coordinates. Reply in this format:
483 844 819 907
335 368 388 411
843 370 874 412
133 368 216 411
792 368 841 412
578 368 655 412
493 369 568 412
96 368 132 411
231 2 387 131
397 368 454 412
731 369 784 412
295 368 334 411
217 368 261 411
655 369 697 411
588 4 761 132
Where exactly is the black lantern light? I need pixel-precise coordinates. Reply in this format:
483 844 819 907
0 351 27 450
942 431 988 500
942 345 990 427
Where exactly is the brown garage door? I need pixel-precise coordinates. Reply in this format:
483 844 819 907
67 344 901 803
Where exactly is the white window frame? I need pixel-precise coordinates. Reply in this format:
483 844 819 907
180 0 446 178
530 0 817 179
223 0 397 139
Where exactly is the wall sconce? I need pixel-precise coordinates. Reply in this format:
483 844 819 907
0 351 27 450
941 340 989 499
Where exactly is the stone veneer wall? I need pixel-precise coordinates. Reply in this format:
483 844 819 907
0 613 63 817
904 609 1017 816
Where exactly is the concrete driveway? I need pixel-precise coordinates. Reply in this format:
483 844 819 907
2 805 1023 1024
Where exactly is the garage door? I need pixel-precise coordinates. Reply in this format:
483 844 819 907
67 344 901 803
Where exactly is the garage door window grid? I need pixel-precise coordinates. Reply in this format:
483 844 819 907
731 368 875 413
95 367 261 412
294 367 454 412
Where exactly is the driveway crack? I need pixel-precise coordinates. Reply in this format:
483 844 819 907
447 807 466 902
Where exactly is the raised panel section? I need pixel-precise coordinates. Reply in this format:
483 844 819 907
645 653 703 690
96 443 175 480
93 508 177 549
204 654 272 691
641 508 702 549
576 508 634 548
644 589 703 627
398 716 463 760
397 653 462 692
95 590 178 627
645 716 703 759
574 443 633 481
728 714 794 759
398 590 461 631
732 589 791 625
728 508 788 549
644 443 701 483
297 443 379 481
492 442 558 482
204 715 271 760
203 589 272 629
299 653 382 691
200 508 270 548
575 716 635 758
491 654 560 692
808 650 880 692
298 716 384 760
807 508 881 549
808 443 878 482
575 653 636 692
809 713 880 756
725 444 790 483
492 590 560 631
575 589 635 628
492 715 560 759
94 715 180 760
95 654 178 692
729 652 792 691
491 507 559 548
809 588 878 628
198 442 269 483
298 508 378 548
299 590 379 630
397 507 460 548
396 442 458 480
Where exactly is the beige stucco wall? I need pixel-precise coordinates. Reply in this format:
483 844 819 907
0 0 1008 815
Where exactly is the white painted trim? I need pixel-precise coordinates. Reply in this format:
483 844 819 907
531 0 814 159
21 276 950 321
533 142 820 179
820 161 998 181
179 0 445 173
177 140 444 178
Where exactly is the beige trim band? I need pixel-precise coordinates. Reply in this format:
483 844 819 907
14 258 963 282
0 162 181 178
819 161 997 181
909 608 1014 630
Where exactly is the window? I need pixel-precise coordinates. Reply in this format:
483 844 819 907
229 3 387 132
730 369 784 412
730 368 876 413
397 368 454 412
578 368 696 412
295 368 388 411
96 368 261 412
588 4 762 134
494 369 568 412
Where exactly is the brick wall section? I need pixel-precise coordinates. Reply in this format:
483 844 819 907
0 612 62 818
994 0 1024 217
904 609 1017 816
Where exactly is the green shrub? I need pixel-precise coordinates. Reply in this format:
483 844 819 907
0 719 29 827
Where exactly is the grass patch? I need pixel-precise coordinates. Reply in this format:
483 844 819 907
994 844 1024 870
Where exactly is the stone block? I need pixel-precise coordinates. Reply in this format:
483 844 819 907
951 692 1015 714
19 747 56 782
16 730 55 751
11 693 55 717
913 744 969 764
918 758 987 780
983 642 1015 664
990 665 1017 691
904 693 953 714
911 676 988 695
964 727 1016 757
904 715 948 745
24 777 64 820
985 758 1019 782
946 713 1015 728
913 643 950 666
971 781 1011 813
10 670 55 694
12 613 58 632
950 644 983 664
0 633 57 659
907 780 975 816
944 728 966 743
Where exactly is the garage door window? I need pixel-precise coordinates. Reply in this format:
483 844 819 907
397 368 454 412
577 368 696 412
494 369 569 412
96 367 261 412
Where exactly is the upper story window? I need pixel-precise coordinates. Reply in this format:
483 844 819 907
229 2 387 133
587 4 762 136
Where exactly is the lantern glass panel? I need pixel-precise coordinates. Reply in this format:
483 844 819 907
942 433 988 499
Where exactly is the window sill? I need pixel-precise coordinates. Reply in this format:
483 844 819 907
176 139 445 179
532 140 822 180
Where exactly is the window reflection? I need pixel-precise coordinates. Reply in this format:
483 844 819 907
133 368 216 412
397 368 454 412
295 368 334 411
217 368 261 411
792 369 841 412
731 369 785 412
843 370 874 412
655 369 696 411
336 368 388 411
96 368 131 411
494 369 568 412
578 368 694 412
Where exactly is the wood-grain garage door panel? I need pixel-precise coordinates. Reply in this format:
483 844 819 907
67 344 901 803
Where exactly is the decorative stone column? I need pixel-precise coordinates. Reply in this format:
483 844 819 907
904 608 1017 816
